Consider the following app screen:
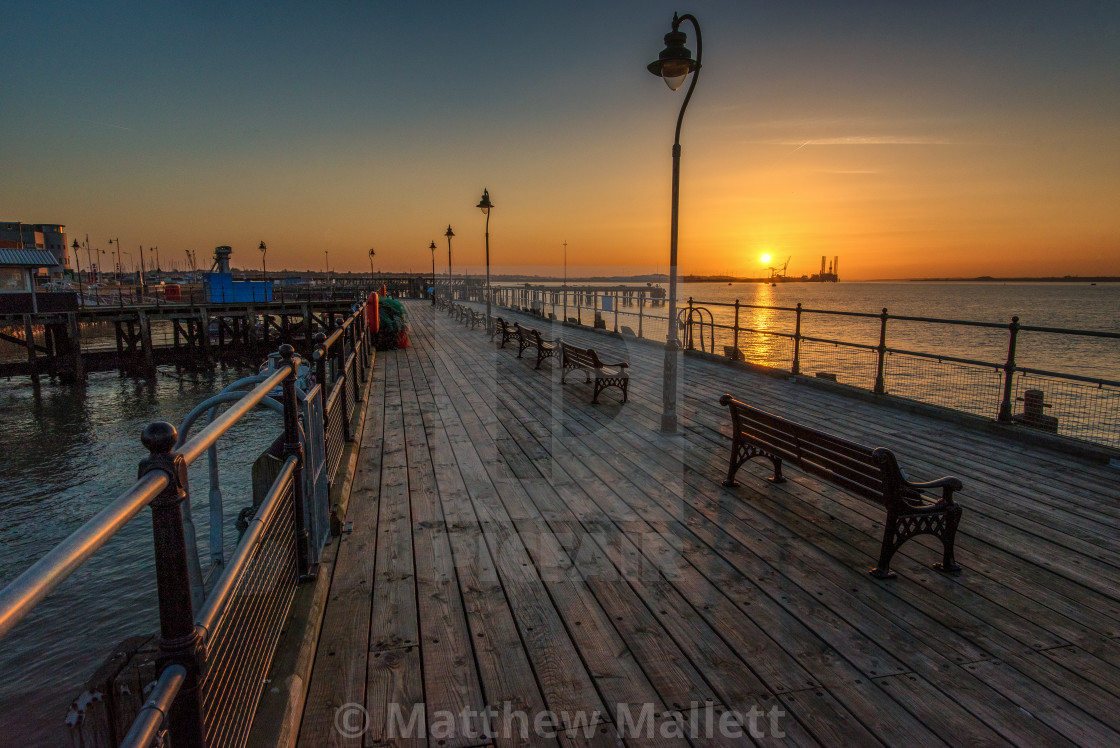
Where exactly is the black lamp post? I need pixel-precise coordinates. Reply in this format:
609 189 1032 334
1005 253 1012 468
71 239 84 305
476 188 494 327
259 241 267 281
648 12 702 433
428 240 437 304
368 248 376 287
444 224 455 301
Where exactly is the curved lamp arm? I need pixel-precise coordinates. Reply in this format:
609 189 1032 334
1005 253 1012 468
673 13 702 148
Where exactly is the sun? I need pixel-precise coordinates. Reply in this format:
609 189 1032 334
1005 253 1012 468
760 253 772 264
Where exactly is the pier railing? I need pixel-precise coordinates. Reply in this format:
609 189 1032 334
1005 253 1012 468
0 303 372 747
491 286 1120 451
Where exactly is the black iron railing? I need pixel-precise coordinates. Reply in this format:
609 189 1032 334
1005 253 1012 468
489 286 1120 450
0 303 373 747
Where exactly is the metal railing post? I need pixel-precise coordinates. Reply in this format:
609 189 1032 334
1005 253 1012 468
732 299 740 355
279 344 312 577
874 307 888 394
638 294 644 338
335 320 353 440
997 316 1021 423
686 297 695 350
139 422 205 748
349 319 362 402
792 303 802 375
613 291 619 332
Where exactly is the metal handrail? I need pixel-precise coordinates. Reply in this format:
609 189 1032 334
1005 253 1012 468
118 664 187 748
179 367 291 465
0 364 291 642
0 472 168 640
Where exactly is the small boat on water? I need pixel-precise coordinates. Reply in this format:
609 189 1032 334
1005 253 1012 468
259 351 315 396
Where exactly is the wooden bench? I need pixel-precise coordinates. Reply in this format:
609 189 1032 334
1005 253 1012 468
494 317 517 348
718 394 964 579
514 324 555 369
560 341 629 404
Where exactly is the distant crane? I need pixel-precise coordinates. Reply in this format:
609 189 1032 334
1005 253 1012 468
768 256 791 280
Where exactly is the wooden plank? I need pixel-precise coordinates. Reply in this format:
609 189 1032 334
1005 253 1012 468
872 673 1010 747
397 349 490 747
1042 643 1120 699
368 353 419 653
365 645 425 747
964 658 1120 746
404 349 562 748
296 352 387 746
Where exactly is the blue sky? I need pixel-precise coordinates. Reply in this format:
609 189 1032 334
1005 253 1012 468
4 1 1118 278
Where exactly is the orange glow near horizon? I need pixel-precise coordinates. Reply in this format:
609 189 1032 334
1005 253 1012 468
4 4 1119 281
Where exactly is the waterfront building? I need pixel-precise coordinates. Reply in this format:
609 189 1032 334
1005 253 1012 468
0 221 70 277
0 247 62 313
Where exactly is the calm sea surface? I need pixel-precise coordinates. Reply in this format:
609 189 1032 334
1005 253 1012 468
0 364 275 745
1 282 1118 743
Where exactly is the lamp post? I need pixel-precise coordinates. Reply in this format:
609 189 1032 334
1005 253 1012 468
428 240 437 304
324 250 330 288
563 239 568 323
476 188 494 327
108 237 124 305
71 239 84 305
259 241 267 281
367 248 376 288
647 12 702 433
444 224 455 301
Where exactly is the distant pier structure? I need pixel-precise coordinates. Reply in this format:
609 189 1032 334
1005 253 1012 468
810 255 839 282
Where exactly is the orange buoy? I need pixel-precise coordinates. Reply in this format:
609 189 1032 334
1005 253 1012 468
366 292 379 333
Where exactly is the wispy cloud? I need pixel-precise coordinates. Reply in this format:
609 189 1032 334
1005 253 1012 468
780 136 954 146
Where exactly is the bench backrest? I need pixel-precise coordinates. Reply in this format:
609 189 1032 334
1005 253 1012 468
560 341 602 369
720 395 919 508
516 324 549 346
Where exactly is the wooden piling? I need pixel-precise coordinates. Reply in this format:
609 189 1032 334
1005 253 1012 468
23 315 39 386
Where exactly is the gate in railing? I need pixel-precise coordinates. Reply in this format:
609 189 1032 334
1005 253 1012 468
0 303 372 747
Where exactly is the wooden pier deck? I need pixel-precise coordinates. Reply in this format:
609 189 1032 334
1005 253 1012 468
297 300 1120 747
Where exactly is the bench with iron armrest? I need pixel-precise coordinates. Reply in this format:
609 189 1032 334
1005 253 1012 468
454 305 479 328
515 323 555 369
560 341 629 404
494 317 517 348
718 394 964 579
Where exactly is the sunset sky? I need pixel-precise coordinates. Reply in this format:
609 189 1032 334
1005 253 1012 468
3 1 1118 280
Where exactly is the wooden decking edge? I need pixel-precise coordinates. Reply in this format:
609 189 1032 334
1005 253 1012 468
245 349 377 748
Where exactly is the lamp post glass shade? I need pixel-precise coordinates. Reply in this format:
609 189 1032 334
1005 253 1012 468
477 188 494 214
648 17 698 90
